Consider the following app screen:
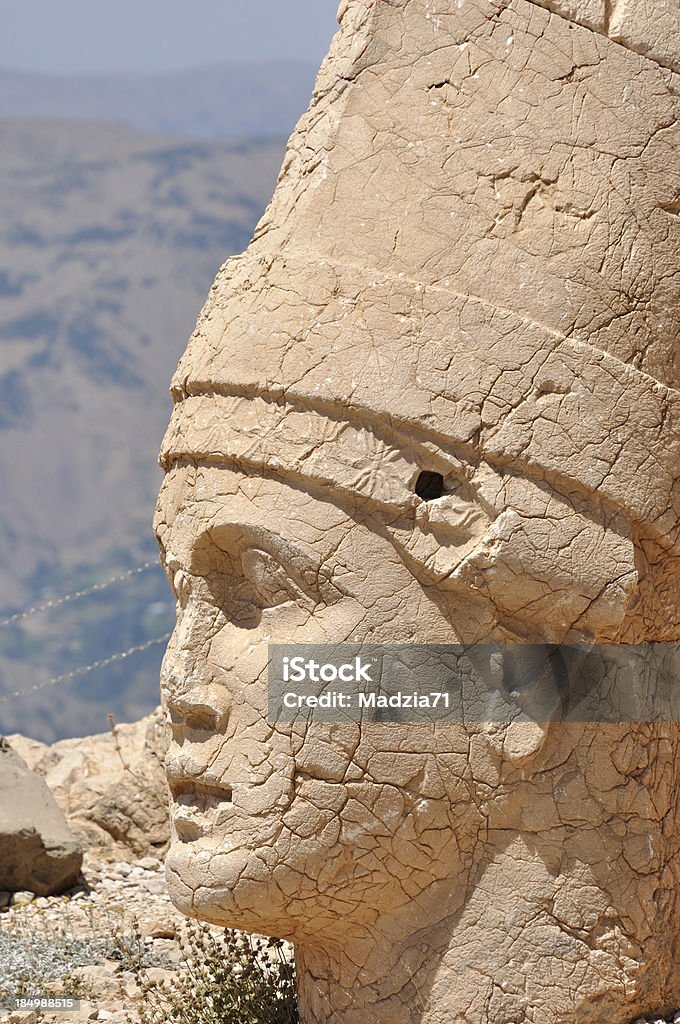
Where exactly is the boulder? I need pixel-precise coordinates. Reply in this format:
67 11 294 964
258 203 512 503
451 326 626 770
7 709 170 862
0 737 82 895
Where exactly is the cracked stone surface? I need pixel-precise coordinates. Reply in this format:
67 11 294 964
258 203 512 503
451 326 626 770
154 0 680 1021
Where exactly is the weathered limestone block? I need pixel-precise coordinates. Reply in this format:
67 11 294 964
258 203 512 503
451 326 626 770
8 710 170 861
0 738 82 895
155 1 680 1022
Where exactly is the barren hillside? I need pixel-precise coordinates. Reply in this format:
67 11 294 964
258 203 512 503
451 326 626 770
0 120 284 739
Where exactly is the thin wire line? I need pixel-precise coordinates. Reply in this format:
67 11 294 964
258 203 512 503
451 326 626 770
0 632 172 705
0 561 161 627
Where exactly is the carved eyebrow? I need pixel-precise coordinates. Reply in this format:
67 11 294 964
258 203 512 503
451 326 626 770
193 522 312 568
188 522 336 592
199 521 352 605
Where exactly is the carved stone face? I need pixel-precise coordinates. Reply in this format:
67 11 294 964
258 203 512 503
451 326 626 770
154 447 636 940
155 463 473 937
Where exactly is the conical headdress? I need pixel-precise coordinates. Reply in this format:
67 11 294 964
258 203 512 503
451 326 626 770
161 0 680 557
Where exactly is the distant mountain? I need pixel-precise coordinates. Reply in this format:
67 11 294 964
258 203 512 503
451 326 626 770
0 119 287 741
0 62 319 140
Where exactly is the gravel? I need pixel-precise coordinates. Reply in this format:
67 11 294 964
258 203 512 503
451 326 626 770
0 930 168 1004
0 855 183 1019
0 932 115 1001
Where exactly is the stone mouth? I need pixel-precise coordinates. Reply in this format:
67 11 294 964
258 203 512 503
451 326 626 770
168 776 233 808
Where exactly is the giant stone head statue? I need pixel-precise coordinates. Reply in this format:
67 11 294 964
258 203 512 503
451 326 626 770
154 1 680 1021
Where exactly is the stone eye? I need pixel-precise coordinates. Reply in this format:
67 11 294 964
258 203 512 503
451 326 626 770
240 547 304 609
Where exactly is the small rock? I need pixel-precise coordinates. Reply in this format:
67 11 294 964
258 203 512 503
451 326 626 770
35 896 50 907
141 916 176 939
673 1013 680 1024
10 890 35 906
65 882 89 898
140 877 166 895
137 856 162 872
114 862 132 877
124 978 141 999
145 967 177 985
152 937 182 962
74 963 118 988
0 890 11 910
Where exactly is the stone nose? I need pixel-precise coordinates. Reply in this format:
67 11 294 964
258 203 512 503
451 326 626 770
165 678 231 734
160 598 232 733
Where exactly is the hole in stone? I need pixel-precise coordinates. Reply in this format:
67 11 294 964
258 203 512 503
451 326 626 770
415 471 444 501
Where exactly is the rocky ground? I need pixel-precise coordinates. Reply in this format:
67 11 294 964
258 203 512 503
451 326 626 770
0 854 186 1024
0 713 299 1024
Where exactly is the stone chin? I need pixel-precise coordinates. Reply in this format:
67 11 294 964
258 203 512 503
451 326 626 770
164 825 374 940
164 758 462 939
164 774 301 933
165 840 292 933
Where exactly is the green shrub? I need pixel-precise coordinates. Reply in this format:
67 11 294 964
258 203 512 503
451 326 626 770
132 922 298 1024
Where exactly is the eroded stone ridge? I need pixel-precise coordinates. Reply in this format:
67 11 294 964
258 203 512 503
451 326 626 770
155 1 680 1021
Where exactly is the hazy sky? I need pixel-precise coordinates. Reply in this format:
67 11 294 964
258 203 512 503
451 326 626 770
1 0 339 74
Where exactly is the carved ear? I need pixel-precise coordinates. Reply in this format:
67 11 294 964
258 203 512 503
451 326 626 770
471 645 571 762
